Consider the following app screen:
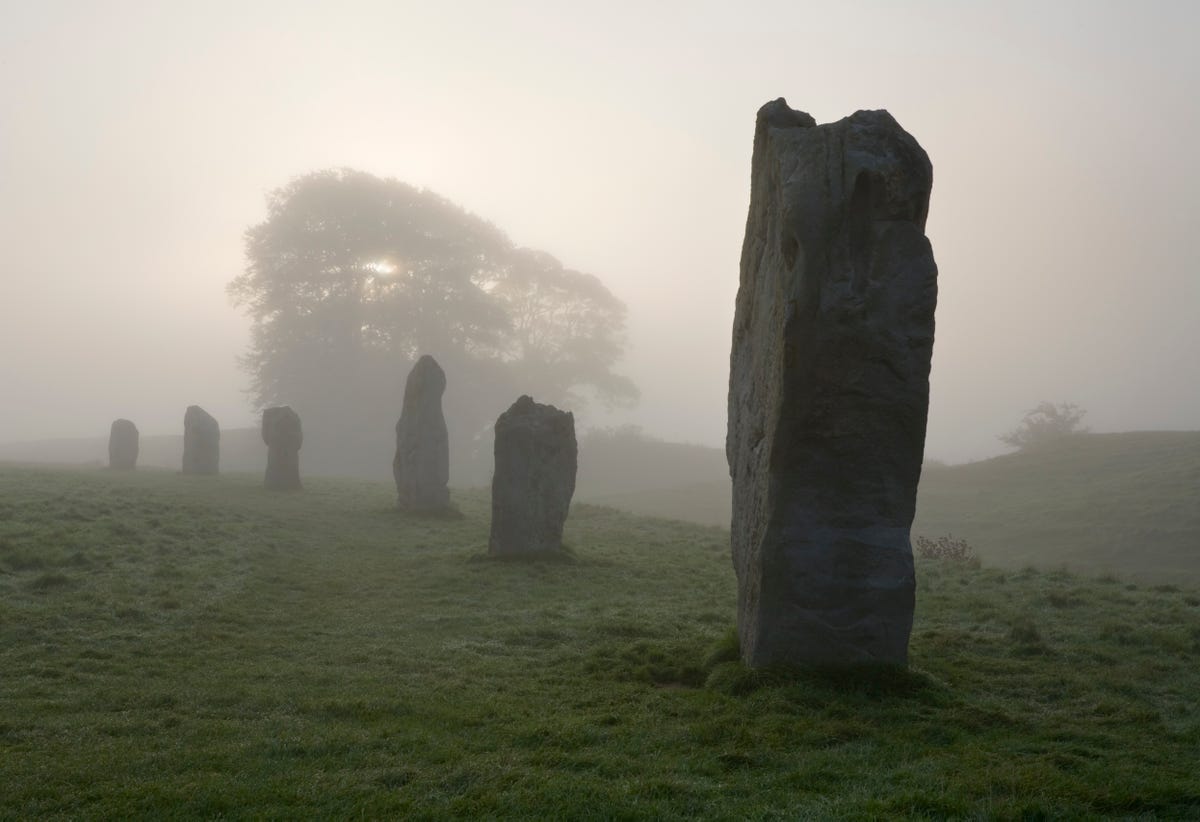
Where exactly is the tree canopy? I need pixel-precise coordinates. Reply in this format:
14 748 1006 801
228 169 637 477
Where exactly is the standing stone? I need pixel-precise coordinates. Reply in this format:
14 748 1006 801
108 419 139 470
727 99 938 668
489 396 577 556
182 405 220 475
262 406 302 490
393 356 450 511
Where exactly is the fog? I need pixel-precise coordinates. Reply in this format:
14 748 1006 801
2 0 1197 463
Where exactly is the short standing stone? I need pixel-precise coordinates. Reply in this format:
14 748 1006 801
262 406 303 490
393 356 450 511
108 419 139 470
489 396 577 556
182 405 220 475
727 99 939 668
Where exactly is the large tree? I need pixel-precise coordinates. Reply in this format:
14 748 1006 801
228 169 637 478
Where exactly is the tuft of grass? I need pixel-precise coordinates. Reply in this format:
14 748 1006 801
914 533 976 563
1047 589 1083 608
27 572 72 591
702 627 741 669
1009 617 1048 654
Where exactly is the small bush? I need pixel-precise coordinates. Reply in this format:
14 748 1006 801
915 535 975 563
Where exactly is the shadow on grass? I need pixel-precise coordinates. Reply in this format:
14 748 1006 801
384 504 466 521
27 572 75 592
702 627 947 701
467 544 579 565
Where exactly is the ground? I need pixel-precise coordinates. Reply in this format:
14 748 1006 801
1 464 1198 818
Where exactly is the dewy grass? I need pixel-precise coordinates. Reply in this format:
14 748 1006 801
1 463 1199 818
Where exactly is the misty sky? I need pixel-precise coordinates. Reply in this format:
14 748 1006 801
1 0 1197 462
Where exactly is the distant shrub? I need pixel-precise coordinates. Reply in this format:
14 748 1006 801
999 401 1088 450
914 535 975 563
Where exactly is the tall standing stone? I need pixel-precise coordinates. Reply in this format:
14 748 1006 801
108 419 139 470
262 406 303 490
727 99 938 668
393 356 451 511
489 396 577 556
182 405 220 475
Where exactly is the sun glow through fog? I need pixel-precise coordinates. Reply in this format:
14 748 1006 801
365 260 399 278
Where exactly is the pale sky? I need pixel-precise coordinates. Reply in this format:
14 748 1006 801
1 0 1197 462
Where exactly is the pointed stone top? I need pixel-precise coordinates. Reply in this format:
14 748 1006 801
757 98 816 130
408 355 446 392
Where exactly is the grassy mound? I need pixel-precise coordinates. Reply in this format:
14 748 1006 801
1 465 1198 817
916 431 1200 581
586 431 1200 583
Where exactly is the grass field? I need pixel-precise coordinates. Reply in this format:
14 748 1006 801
2 464 1199 818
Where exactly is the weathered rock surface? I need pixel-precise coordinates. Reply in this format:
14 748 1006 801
393 356 451 511
262 406 303 490
108 419 139 470
727 99 938 668
489 396 577 556
182 405 220 475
